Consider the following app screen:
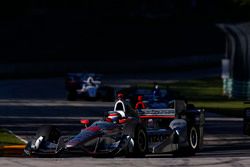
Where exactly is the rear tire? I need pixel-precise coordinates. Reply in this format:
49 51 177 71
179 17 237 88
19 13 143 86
126 126 148 157
188 126 199 153
173 125 199 157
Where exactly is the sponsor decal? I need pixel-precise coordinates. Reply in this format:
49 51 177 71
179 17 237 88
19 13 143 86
149 135 168 143
141 109 175 116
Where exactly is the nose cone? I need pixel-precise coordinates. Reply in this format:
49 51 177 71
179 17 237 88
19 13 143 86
65 126 101 149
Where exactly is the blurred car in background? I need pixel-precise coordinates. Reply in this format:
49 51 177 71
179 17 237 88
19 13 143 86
65 73 115 101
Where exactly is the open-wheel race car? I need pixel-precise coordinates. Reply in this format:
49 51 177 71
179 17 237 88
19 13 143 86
65 73 115 101
136 98 205 156
24 95 204 157
24 99 147 157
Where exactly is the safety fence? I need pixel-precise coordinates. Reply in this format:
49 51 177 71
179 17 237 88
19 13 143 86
223 79 250 100
219 22 250 100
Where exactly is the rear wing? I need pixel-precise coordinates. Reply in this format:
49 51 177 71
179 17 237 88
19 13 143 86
138 100 187 119
135 88 168 100
139 108 176 119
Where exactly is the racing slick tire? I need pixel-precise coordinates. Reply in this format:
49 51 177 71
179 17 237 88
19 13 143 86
24 126 61 157
174 125 199 157
126 126 148 157
187 126 199 154
35 125 61 144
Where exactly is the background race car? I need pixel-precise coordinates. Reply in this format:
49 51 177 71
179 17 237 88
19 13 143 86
138 99 205 156
65 73 115 101
118 85 180 109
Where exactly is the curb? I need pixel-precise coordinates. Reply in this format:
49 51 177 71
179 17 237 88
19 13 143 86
0 128 27 156
0 145 26 157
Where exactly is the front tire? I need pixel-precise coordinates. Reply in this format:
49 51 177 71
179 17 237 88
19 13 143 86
35 125 61 144
24 126 61 157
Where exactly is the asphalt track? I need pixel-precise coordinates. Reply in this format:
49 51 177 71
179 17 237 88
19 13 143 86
2 69 250 166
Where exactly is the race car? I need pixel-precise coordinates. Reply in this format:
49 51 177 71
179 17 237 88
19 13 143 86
65 73 115 101
137 98 205 156
123 83 205 155
24 96 204 157
24 99 148 157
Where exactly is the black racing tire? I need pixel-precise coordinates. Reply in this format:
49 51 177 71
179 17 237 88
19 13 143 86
127 126 148 157
35 125 61 144
187 126 199 153
24 126 61 157
173 125 199 157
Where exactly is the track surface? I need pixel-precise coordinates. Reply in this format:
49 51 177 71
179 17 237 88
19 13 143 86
1 70 250 166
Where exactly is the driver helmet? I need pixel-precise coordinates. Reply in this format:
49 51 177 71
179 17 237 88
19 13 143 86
107 113 121 123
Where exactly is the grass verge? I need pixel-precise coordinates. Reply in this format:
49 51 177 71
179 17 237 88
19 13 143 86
0 128 26 146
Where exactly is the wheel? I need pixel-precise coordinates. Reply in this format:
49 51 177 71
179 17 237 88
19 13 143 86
188 126 199 152
127 126 148 157
24 126 61 157
35 125 61 143
173 125 199 157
